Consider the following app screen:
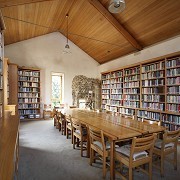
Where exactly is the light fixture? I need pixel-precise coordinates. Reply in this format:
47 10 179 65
108 0 125 14
63 14 71 54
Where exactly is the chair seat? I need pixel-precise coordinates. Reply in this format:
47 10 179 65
93 141 119 150
154 139 174 149
75 128 87 136
116 145 148 161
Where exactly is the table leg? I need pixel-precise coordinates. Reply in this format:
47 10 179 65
110 140 115 180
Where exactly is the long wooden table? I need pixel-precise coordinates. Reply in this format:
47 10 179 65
62 109 165 179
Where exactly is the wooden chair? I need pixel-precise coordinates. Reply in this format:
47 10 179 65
66 115 73 143
115 134 156 180
88 126 118 178
72 118 88 157
58 111 66 135
153 129 180 177
53 109 58 127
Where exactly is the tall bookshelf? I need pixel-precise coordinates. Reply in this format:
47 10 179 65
101 72 111 111
0 28 4 118
18 67 41 120
101 52 180 131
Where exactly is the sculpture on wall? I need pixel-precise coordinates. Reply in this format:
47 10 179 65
72 75 101 109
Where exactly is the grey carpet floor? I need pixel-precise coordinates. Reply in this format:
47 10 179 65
18 119 180 180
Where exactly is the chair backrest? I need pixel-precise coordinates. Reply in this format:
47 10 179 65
66 115 72 125
89 126 106 151
52 108 57 118
130 134 156 162
72 118 81 131
163 129 180 148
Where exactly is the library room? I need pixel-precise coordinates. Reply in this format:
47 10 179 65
0 0 180 180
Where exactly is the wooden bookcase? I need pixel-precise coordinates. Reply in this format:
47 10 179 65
18 67 41 120
101 52 180 130
0 26 4 118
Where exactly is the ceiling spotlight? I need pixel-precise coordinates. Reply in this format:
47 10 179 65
108 0 125 14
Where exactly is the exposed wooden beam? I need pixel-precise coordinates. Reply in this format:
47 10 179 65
0 0 53 8
88 0 142 50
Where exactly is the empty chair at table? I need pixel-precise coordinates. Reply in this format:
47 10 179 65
72 118 88 157
88 126 118 178
58 111 66 135
66 115 73 143
153 129 180 177
115 134 156 180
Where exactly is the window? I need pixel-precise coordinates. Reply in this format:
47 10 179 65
51 72 64 108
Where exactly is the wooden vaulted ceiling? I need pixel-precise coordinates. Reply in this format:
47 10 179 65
0 0 180 64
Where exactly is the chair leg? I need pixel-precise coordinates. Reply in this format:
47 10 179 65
77 138 80 147
90 148 93 165
81 139 83 157
149 161 152 180
102 156 106 178
66 128 68 139
129 168 133 180
174 150 177 170
71 130 73 144
160 155 164 177
73 136 76 149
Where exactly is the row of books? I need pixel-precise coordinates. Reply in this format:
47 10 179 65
124 94 140 101
111 100 123 106
18 93 39 98
162 123 180 131
142 94 165 102
142 87 164 94
18 98 39 103
167 86 180 94
102 99 110 105
102 90 110 94
19 87 39 92
124 81 139 88
119 108 135 115
124 74 140 82
0 60 2 74
19 76 39 82
142 79 164 86
18 71 40 77
102 79 110 84
123 101 139 108
111 83 122 89
19 109 39 115
167 77 180 85
166 104 180 113
102 94 110 99
111 94 123 100
142 102 164 111
20 114 40 119
18 103 40 109
0 75 2 89
111 89 123 94
102 84 110 89
111 77 123 83
18 82 39 87
162 114 180 125
124 88 140 94
141 71 164 79
102 74 110 80
166 58 180 68
167 95 180 103
166 68 180 77
142 61 165 73
111 71 123 78
137 110 160 120
124 67 140 76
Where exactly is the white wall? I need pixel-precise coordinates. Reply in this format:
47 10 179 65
99 35 180 73
5 32 99 106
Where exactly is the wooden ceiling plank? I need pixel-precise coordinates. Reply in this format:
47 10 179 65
0 0 53 8
88 0 142 50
